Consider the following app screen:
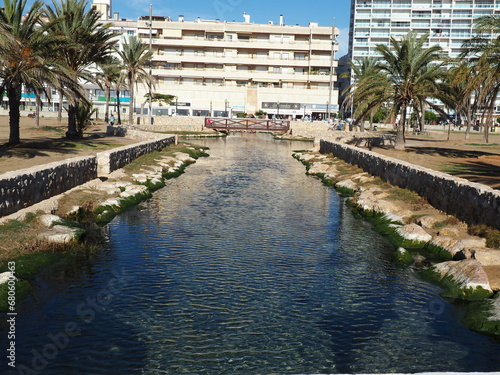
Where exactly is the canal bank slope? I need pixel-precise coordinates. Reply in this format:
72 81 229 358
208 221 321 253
0 125 211 313
293 144 500 336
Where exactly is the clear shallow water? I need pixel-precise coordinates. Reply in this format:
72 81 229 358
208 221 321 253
3 133 500 374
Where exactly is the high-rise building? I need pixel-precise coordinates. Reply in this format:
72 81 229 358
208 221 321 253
92 0 340 120
347 0 500 117
349 0 499 61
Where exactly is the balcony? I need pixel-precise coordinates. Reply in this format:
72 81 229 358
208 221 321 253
148 37 332 52
151 67 334 83
151 53 335 68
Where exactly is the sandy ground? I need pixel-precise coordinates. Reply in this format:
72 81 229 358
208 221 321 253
366 129 500 189
0 116 137 174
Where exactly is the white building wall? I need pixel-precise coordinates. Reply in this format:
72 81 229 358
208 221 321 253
348 0 500 114
95 5 340 120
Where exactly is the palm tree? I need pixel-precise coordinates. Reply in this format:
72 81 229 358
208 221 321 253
461 15 500 143
0 0 77 144
116 35 154 125
438 62 479 140
96 56 122 122
374 33 445 149
45 0 116 139
342 57 387 131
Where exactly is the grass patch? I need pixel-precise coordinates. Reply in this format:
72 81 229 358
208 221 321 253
441 164 478 174
393 247 415 266
420 267 493 301
462 296 500 336
468 224 500 249
0 279 31 313
386 186 425 204
40 126 65 133
335 185 356 197
432 217 460 229
123 143 208 176
94 189 153 225
421 242 454 262
0 219 29 234
0 252 66 280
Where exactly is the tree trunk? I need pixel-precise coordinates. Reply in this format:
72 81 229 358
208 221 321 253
66 104 80 139
465 97 472 140
483 89 499 144
7 84 21 145
35 95 41 128
58 89 63 123
419 101 425 132
128 78 134 125
116 90 122 125
105 86 110 122
395 103 406 150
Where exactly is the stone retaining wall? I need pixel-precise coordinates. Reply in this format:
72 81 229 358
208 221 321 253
0 157 97 217
0 130 177 218
320 140 500 230
96 135 176 176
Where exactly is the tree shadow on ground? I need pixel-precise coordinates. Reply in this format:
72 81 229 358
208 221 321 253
377 145 496 159
0 137 109 159
445 160 500 189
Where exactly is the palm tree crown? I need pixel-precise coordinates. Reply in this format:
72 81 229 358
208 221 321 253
45 0 116 138
0 0 76 144
116 35 154 125
351 32 444 149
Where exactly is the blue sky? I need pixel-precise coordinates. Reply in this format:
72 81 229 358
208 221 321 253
32 0 352 55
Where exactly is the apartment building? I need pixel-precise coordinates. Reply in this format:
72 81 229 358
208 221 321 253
92 0 339 120
347 0 500 117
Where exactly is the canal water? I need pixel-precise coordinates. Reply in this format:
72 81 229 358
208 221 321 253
4 133 500 374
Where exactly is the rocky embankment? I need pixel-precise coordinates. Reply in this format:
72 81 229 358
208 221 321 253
0 146 207 303
293 149 500 336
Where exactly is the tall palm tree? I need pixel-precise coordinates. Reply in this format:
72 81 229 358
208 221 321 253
116 35 154 125
45 0 116 139
374 33 444 149
438 62 479 139
0 0 76 144
342 57 384 131
96 56 122 122
461 15 500 143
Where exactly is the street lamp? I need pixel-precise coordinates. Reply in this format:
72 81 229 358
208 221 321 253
277 101 280 118
148 4 153 125
225 100 229 117
327 24 338 122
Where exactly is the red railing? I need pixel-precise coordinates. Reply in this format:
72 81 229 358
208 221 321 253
204 117 290 132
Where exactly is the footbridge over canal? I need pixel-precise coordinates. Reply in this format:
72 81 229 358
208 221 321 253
204 117 290 133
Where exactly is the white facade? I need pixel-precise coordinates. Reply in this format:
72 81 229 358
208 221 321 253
349 0 500 60
94 1 340 120
348 0 500 116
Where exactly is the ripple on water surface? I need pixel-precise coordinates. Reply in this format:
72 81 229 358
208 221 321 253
6 134 500 374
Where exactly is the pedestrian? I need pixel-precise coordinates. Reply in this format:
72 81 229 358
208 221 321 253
109 114 115 126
